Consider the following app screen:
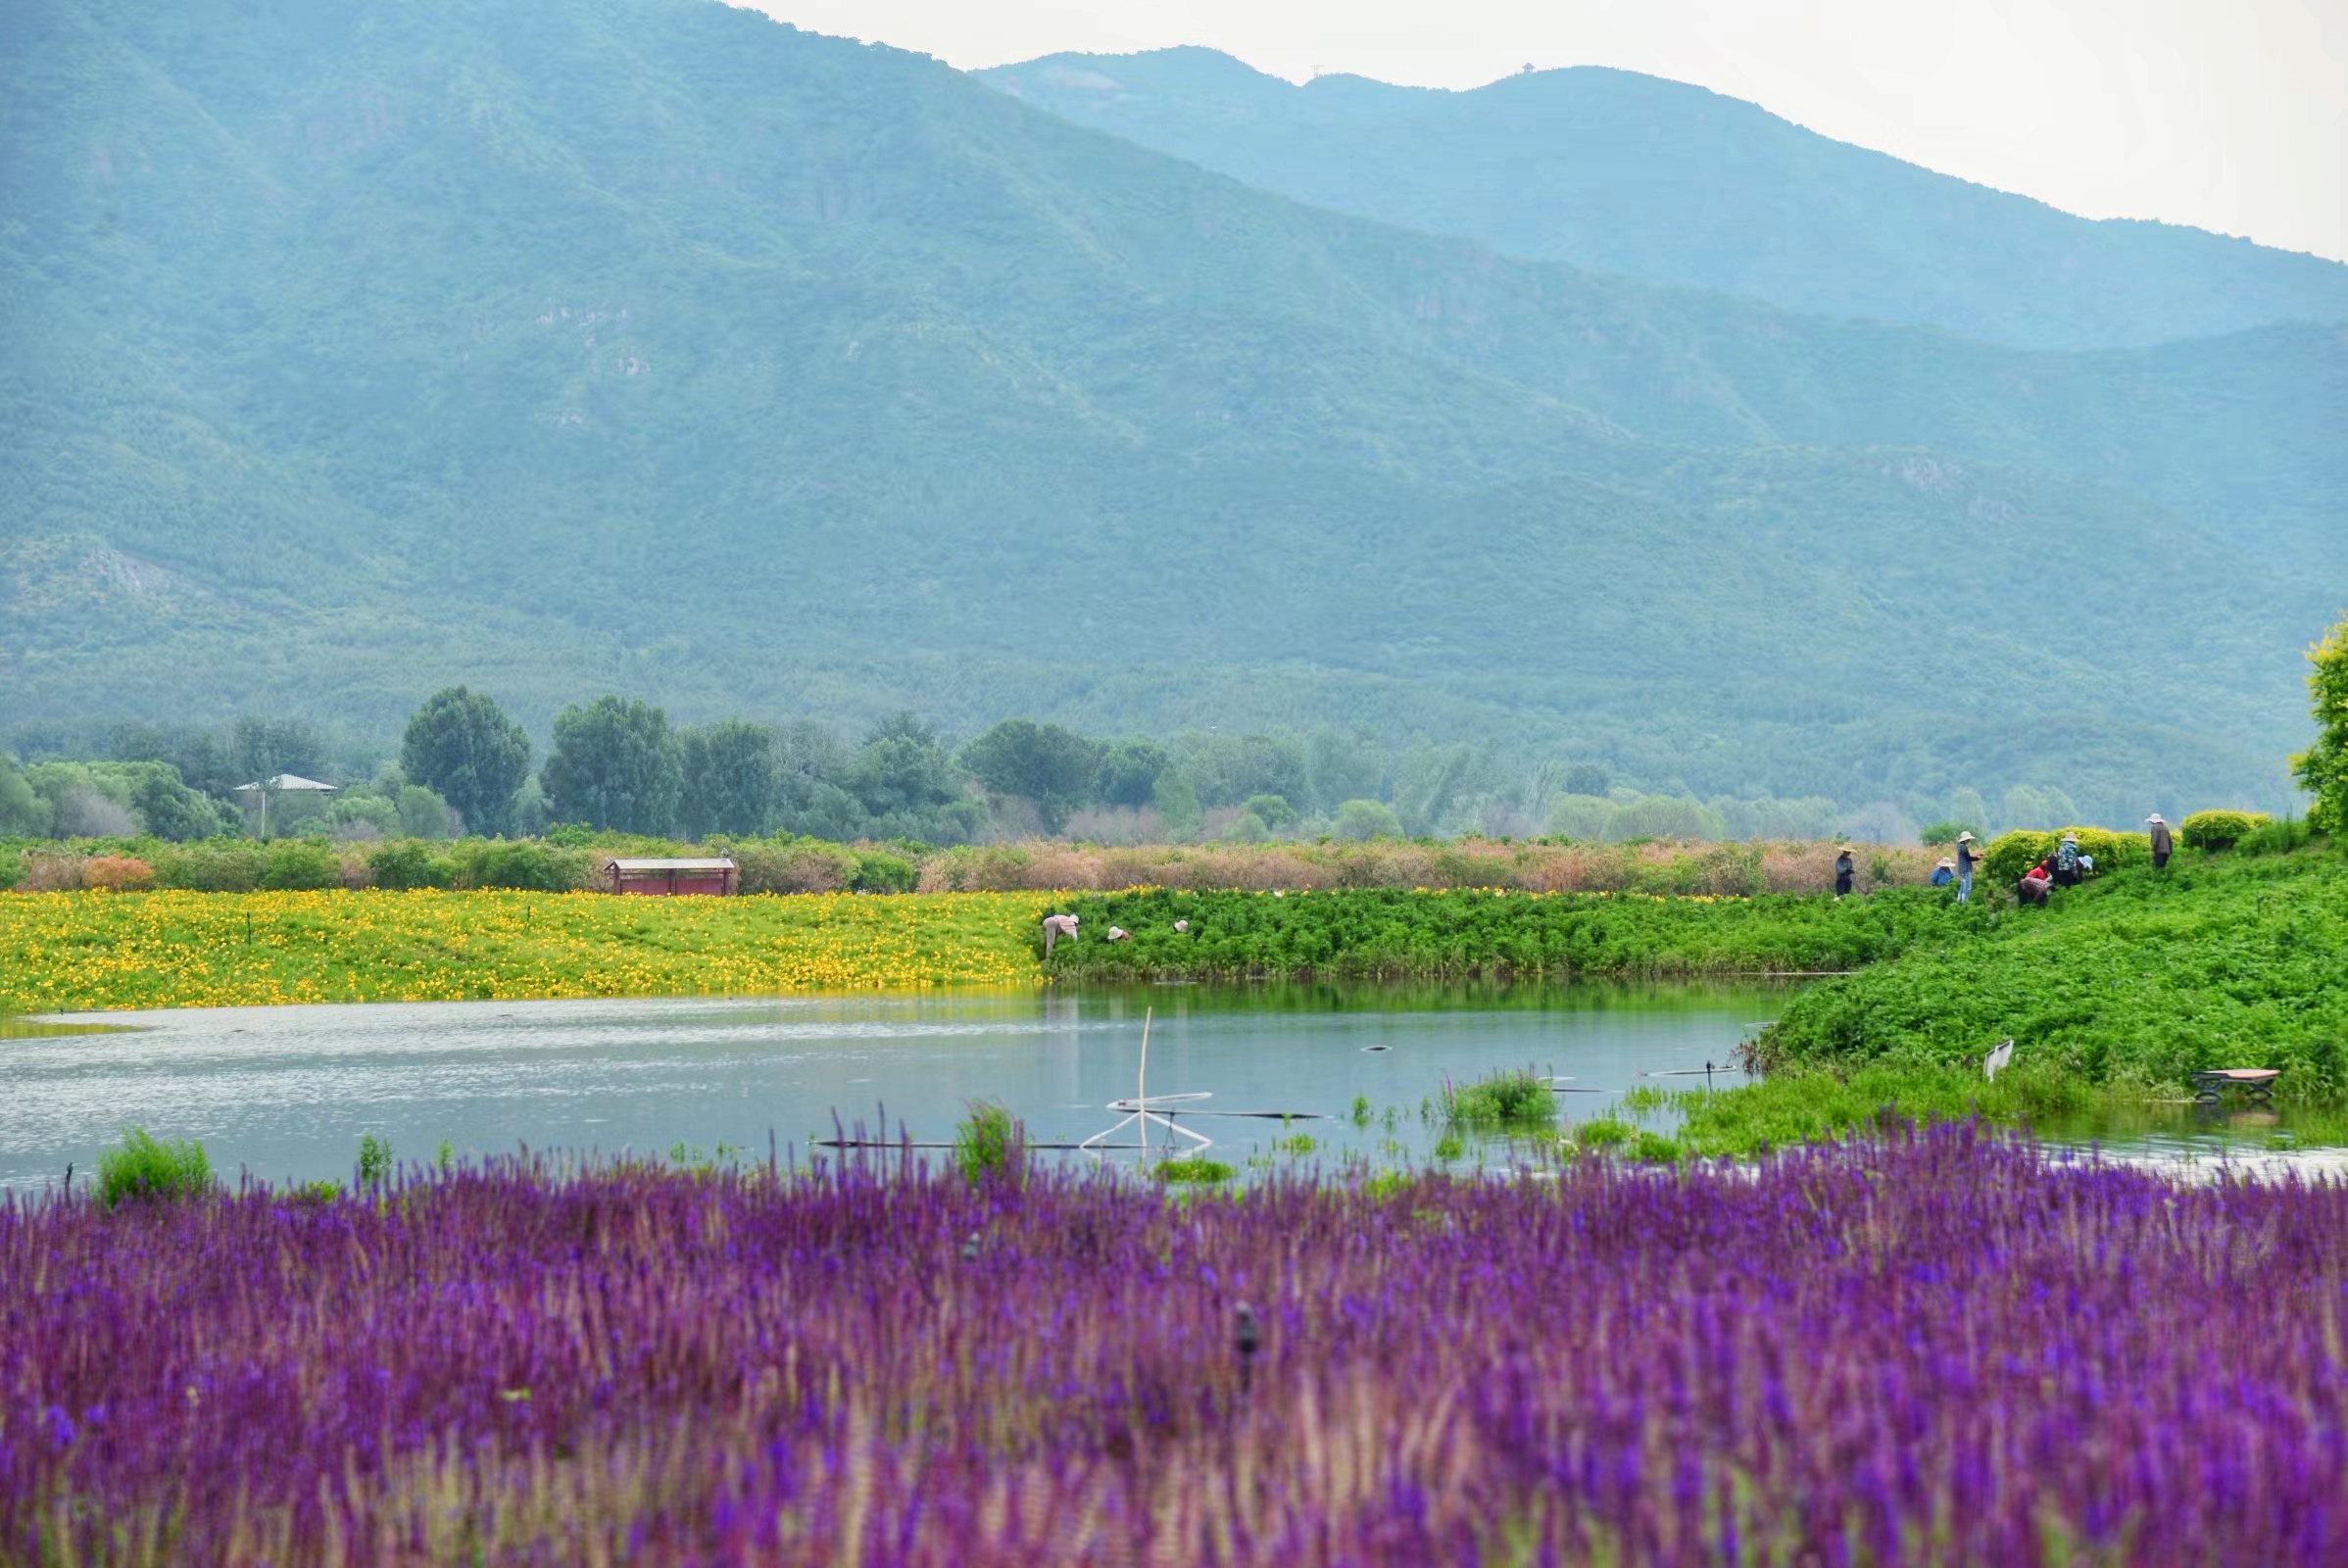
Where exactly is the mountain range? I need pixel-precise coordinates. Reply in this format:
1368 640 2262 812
2 0 2341 823
981 47 2348 352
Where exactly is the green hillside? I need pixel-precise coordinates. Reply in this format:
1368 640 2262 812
0 0 2338 820
982 48 2348 351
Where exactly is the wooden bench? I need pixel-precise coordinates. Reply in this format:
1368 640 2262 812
2191 1068 2281 1106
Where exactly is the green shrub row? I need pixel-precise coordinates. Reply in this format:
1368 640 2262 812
2177 809 2272 852
362 840 595 892
1979 827 2151 886
1042 885 1985 981
6 831 921 895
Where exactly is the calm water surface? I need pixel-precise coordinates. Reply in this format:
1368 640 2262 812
2 986 1776 1190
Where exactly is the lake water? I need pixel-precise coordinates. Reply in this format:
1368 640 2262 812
1 986 1776 1191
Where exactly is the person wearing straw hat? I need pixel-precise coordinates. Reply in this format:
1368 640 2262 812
2146 813 2174 869
1954 831 1980 905
2053 830 2083 888
1930 856 1956 888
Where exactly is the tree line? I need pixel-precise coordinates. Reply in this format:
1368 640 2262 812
17 656 2319 849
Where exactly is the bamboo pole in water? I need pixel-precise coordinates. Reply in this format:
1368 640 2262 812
1137 1006 1152 1165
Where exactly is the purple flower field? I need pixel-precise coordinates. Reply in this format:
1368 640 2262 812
5 1129 2346 1564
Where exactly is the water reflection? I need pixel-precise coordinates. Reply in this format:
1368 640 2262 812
0 985 1774 1191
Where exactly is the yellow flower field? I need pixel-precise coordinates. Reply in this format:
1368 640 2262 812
0 890 1055 1013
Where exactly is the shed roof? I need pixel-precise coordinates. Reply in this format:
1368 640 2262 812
235 773 337 794
605 858 737 872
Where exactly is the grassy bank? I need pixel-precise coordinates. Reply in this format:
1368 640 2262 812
1749 846 2348 1096
0 890 1048 1012
1045 885 1981 982
1599 1065 2101 1160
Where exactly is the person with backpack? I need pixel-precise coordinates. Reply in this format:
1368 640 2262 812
2053 831 2083 888
1833 847 1855 898
2147 813 2174 869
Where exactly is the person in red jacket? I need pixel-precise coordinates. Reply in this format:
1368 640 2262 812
2019 858 2054 906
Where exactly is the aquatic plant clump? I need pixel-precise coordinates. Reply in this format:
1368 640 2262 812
951 1100 1024 1187
92 1126 213 1206
7 1131 2348 1563
1440 1064 1557 1128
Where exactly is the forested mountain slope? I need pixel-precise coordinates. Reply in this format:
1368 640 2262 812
1 0 2337 819
982 47 2348 351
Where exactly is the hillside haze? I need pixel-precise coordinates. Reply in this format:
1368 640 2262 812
3 0 2341 821
982 48 2348 352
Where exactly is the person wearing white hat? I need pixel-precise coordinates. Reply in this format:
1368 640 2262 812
1954 831 1979 904
2146 813 2173 869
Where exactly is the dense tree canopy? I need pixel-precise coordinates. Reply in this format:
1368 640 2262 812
678 721 781 839
852 715 967 830
2294 618 2348 836
541 697 682 835
1095 739 1172 808
961 721 1101 832
401 688 532 836
0 760 49 836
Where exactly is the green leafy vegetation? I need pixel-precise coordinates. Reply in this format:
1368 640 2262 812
357 1134 393 1189
1572 1117 1633 1148
1752 846 2348 1097
2177 810 2268 853
543 698 685 837
1440 1067 1557 1129
2293 619 2348 836
1979 826 2150 885
96 1127 214 1206
1660 1065 2099 1159
953 1102 1025 1187
1047 885 1981 980
402 688 533 837
1152 1157 1236 1184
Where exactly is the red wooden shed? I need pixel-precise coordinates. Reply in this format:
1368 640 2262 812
604 857 738 897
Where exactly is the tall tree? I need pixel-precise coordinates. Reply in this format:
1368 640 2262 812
229 717 325 785
1095 738 1171 808
2294 617 2348 836
960 720 1100 832
541 697 682 835
401 688 533 836
0 758 51 836
1304 727 1384 814
853 714 962 821
678 720 780 838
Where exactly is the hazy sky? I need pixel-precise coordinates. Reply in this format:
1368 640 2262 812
750 0 2348 265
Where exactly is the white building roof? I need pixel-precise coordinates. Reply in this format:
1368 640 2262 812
234 774 338 793
605 858 737 871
